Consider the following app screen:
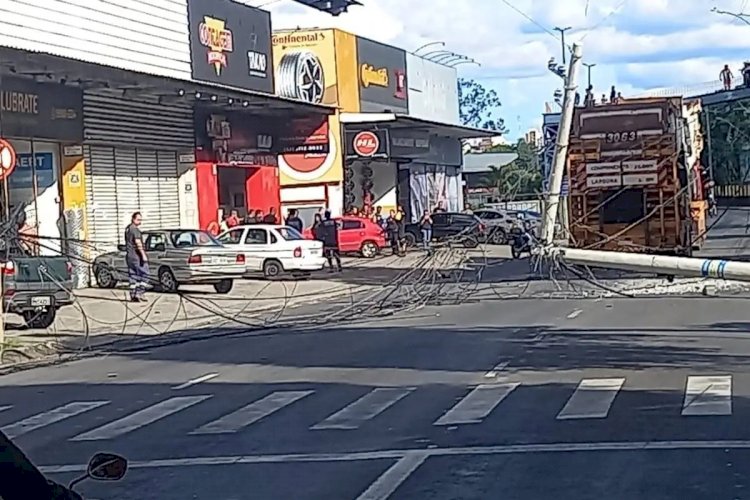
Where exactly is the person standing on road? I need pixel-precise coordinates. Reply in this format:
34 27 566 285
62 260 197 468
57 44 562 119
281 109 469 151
320 210 342 272
285 209 304 233
394 206 407 256
125 212 148 303
419 210 433 253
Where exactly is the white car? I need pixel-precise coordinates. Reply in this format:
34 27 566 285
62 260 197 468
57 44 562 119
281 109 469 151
217 224 326 278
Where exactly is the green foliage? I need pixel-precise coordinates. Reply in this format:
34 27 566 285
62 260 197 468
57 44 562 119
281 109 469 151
458 78 508 134
480 139 542 197
703 99 750 185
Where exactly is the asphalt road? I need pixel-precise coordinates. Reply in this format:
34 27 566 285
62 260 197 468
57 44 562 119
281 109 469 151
3 291 750 499
700 206 750 260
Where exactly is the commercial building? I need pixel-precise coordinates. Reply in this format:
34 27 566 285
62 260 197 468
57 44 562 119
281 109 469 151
0 0 331 286
272 28 491 224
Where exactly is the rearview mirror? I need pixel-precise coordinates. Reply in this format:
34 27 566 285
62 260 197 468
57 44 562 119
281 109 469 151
87 453 127 481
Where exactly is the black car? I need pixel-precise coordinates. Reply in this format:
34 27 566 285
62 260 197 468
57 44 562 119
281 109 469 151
404 212 485 248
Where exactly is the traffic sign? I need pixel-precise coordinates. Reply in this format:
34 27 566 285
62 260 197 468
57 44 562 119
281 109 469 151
352 131 379 157
0 139 17 181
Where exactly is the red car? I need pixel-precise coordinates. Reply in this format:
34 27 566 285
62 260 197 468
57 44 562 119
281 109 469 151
303 216 386 258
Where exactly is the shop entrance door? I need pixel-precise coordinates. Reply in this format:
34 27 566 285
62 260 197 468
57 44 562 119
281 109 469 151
7 139 63 255
217 166 249 220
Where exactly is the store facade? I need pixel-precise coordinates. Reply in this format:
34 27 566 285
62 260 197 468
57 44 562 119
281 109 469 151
272 28 359 224
0 75 83 256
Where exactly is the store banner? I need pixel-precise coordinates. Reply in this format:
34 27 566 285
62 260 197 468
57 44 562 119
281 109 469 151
277 116 331 155
345 129 389 159
0 77 82 142
356 37 408 113
278 114 343 185
187 0 273 93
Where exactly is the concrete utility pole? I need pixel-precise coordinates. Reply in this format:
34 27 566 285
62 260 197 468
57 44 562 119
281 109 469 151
554 247 750 282
540 42 582 244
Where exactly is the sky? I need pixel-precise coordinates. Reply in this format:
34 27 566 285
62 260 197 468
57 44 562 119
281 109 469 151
259 0 750 140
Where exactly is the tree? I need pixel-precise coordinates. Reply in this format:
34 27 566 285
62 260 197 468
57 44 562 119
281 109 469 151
480 139 542 198
702 100 750 186
458 78 508 134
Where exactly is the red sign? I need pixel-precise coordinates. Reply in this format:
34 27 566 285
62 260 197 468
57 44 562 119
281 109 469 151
353 131 380 157
279 117 331 174
0 139 17 181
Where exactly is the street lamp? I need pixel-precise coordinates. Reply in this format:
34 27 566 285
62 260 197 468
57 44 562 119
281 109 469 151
583 62 596 88
554 26 572 64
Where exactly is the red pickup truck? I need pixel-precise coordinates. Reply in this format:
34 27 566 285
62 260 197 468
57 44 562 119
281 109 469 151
303 216 386 258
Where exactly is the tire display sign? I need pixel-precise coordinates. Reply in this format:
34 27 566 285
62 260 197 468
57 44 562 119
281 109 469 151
0 139 17 181
345 129 389 159
187 0 273 93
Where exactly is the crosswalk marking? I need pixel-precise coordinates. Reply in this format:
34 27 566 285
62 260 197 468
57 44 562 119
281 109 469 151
557 378 625 420
311 388 415 430
682 375 732 416
190 391 313 435
70 396 210 441
2 401 109 439
434 383 519 426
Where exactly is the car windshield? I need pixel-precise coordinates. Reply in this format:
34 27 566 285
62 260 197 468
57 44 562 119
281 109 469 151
278 227 305 241
169 230 221 248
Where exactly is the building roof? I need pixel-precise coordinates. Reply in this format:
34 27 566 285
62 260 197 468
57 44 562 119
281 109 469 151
462 152 518 173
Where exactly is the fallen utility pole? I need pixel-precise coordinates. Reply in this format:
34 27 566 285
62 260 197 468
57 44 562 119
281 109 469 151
554 247 750 281
541 42 583 244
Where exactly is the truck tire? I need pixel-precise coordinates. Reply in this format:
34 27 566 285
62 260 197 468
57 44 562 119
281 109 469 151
23 308 56 329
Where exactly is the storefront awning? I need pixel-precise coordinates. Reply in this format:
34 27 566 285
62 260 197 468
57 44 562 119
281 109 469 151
339 112 496 139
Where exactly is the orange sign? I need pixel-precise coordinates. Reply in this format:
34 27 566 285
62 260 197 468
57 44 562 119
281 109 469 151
199 16 233 76
353 131 379 156
0 139 17 181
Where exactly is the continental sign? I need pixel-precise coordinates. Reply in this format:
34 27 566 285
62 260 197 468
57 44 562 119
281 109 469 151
360 64 388 88
271 31 325 45
199 16 233 76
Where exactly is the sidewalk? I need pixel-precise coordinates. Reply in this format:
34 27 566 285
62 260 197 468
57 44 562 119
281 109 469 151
0 252 448 365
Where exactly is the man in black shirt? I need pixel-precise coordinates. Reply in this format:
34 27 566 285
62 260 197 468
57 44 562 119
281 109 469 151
124 212 148 302
285 209 304 233
319 210 342 272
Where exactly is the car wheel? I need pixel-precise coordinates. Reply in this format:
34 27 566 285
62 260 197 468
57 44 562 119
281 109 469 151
490 228 507 245
462 236 479 249
263 259 283 279
403 233 417 248
213 279 233 294
158 267 179 293
23 308 56 329
360 241 378 258
95 265 117 289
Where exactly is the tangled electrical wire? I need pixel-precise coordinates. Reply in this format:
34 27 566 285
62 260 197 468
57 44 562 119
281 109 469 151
0 217 492 371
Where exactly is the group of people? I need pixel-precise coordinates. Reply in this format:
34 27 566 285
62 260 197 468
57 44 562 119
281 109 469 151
578 85 623 107
219 208 279 232
720 63 750 91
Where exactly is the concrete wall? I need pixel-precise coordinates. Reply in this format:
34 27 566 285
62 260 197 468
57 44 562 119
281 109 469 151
0 0 191 80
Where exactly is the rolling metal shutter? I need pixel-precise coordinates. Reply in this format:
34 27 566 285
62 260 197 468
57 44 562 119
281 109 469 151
83 91 194 253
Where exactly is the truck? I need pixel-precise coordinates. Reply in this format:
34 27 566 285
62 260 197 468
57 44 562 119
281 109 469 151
566 96 708 256
3 242 74 329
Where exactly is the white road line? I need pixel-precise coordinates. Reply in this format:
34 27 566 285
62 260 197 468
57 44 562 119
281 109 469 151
190 391 313 435
171 373 219 390
2 401 109 439
40 439 750 474
355 453 428 500
682 375 732 416
70 396 210 441
434 383 519 426
311 387 414 430
567 309 583 319
557 378 625 420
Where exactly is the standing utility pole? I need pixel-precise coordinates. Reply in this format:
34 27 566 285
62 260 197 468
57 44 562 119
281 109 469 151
541 42 582 244
583 62 596 88
554 27 572 64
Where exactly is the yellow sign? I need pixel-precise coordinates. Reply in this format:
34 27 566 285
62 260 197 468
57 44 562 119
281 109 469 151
199 16 233 76
360 64 388 88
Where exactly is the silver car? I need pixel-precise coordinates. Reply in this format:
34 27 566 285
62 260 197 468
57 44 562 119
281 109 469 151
92 229 246 294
